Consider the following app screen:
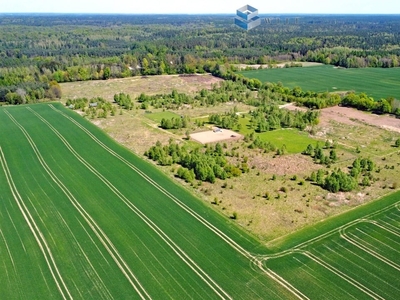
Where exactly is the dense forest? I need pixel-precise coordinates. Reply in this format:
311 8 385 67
1 14 400 103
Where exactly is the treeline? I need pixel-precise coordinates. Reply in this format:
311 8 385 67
145 140 246 183
2 14 400 100
214 69 400 116
160 116 190 130
0 81 61 104
248 105 320 132
305 48 400 68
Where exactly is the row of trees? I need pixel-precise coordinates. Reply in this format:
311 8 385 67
209 111 239 130
248 105 320 132
160 116 190 130
0 81 60 104
214 69 400 116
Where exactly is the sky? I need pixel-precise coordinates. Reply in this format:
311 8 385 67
1 0 400 14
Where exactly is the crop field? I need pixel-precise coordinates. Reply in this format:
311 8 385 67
239 65 400 100
1 103 399 299
264 191 400 299
0 103 295 299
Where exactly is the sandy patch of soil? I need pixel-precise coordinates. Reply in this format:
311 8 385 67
279 103 307 112
190 128 242 144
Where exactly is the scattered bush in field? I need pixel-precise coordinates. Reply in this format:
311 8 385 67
395 138 400 147
280 186 287 193
114 93 134 110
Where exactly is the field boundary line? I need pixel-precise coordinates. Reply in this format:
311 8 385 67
0 146 72 300
5 110 150 300
266 198 400 260
30 107 232 300
303 251 384 300
49 104 312 299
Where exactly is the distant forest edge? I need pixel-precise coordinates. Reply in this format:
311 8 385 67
1 14 400 105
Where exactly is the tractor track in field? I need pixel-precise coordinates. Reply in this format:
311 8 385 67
0 145 72 300
49 104 309 300
28 107 232 300
4 109 150 300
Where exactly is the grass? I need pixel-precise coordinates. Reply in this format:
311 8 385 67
238 65 400 100
238 116 318 153
257 129 317 154
144 110 181 123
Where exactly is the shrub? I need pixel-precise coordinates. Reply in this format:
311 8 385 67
231 212 238 220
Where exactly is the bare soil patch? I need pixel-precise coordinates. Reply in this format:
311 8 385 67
190 128 242 144
321 106 400 132
235 62 323 70
61 74 222 101
279 103 307 112
250 154 321 176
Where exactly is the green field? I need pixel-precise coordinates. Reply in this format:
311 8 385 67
239 65 400 100
1 103 399 299
238 117 317 153
0 103 292 299
265 196 400 299
144 111 181 123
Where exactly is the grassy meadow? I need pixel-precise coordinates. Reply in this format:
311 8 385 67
239 65 400 100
